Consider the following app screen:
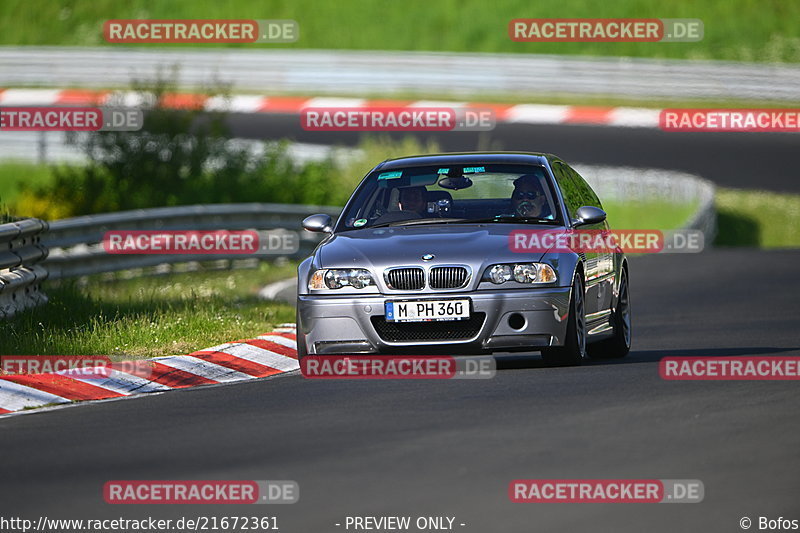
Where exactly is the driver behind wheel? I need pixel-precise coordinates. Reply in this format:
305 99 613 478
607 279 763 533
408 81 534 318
510 174 548 218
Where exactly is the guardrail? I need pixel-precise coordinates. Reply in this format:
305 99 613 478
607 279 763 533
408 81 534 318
0 218 49 318
2 47 799 102
576 165 717 241
42 203 340 280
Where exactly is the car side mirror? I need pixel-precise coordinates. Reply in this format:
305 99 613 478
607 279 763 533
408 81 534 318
573 206 607 227
302 214 333 233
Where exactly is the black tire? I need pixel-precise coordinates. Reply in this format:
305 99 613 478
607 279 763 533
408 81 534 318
295 307 308 360
541 274 586 367
588 269 631 359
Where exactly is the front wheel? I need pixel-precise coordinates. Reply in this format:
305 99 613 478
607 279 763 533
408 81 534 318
588 270 631 359
541 274 586 367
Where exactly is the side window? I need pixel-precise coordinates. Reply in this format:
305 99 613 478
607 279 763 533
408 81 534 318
565 164 603 210
552 161 582 220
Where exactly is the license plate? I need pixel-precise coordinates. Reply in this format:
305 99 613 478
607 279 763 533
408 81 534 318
385 299 471 322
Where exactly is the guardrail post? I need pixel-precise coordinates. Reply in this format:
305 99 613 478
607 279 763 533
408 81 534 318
0 218 50 319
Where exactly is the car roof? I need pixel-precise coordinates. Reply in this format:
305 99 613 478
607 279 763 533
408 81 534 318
376 152 555 170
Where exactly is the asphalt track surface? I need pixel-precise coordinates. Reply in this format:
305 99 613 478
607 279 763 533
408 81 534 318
1 118 799 532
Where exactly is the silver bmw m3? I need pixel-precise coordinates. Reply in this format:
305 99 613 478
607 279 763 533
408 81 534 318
296 152 631 366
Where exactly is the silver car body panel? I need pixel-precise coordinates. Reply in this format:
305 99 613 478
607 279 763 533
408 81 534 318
296 152 627 355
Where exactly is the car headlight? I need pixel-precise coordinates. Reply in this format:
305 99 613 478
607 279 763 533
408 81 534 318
484 263 557 285
513 263 537 283
488 264 513 284
309 269 375 290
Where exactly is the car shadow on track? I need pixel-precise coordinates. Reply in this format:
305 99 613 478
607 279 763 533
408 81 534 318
492 346 799 370
614 346 800 364
494 354 548 370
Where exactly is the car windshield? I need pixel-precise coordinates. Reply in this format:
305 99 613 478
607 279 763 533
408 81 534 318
337 163 562 231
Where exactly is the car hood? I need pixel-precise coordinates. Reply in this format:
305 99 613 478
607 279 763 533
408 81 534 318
317 224 554 269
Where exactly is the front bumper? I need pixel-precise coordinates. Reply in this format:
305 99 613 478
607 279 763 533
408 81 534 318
297 287 572 354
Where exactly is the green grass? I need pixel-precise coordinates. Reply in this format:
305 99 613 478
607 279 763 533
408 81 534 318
4 0 800 62
715 188 800 248
0 161 59 206
0 261 297 358
603 200 698 230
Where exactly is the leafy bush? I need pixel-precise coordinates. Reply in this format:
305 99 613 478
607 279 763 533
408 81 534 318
13 117 443 219
10 71 445 219
13 78 347 218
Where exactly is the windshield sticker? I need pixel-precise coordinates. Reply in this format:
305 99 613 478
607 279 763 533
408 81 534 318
354 218 367 227
463 166 485 173
437 168 450 174
378 171 403 180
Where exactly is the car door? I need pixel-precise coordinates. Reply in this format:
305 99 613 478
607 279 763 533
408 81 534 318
564 164 616 319
551 161 602 317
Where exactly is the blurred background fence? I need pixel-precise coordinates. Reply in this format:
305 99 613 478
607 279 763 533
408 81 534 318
1 47 799 101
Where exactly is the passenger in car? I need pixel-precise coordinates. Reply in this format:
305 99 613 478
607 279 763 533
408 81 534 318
398 186 428 216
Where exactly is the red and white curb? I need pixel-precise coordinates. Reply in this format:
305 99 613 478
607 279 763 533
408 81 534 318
0 88 661 128
0 324 299 415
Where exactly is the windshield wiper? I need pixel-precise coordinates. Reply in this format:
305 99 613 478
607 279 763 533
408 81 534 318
364 215 559 229
368 217 469 228
442 216 560 225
